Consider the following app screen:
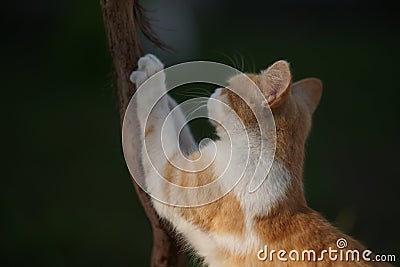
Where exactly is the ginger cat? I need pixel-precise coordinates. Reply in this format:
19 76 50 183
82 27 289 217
128 54 393 267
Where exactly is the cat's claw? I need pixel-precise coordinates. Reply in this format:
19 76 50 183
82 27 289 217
130 54 164 87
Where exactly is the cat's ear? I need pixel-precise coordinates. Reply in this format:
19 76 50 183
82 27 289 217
260 60 292 108
292 78 322 114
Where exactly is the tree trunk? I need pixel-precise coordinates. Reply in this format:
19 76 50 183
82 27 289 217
100 1 187 266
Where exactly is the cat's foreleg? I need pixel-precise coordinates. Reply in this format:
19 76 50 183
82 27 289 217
130 54 197 165
129 54 178 174
130 55 213 226
166 97 197 155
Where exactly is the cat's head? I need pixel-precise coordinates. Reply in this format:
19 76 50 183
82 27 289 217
207 60 322 174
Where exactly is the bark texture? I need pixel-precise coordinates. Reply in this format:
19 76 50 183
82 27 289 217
100 1 186 266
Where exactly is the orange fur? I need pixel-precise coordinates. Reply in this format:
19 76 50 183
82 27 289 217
162 153 246 236
180 194 245 236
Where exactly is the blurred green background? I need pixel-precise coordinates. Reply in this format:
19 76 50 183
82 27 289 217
2 0 399 266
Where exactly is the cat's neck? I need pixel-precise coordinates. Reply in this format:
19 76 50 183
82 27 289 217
213 127 307 217
217 125 306 179
211 131 306 221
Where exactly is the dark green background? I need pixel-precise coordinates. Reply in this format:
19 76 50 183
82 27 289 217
2 0 399 266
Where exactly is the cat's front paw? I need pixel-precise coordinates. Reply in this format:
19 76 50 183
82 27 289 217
130 54 165 87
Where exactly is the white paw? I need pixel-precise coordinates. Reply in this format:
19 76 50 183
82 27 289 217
138 54 164 75
130 54 164 87
129 71 147 86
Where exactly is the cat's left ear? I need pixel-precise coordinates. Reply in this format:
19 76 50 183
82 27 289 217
291 78 323 114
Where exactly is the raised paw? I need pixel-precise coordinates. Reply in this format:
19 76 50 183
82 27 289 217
130 54 164 87
138 54 164 75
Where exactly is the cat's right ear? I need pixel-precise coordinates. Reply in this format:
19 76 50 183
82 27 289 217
259 60 292 108
291 78 323 114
